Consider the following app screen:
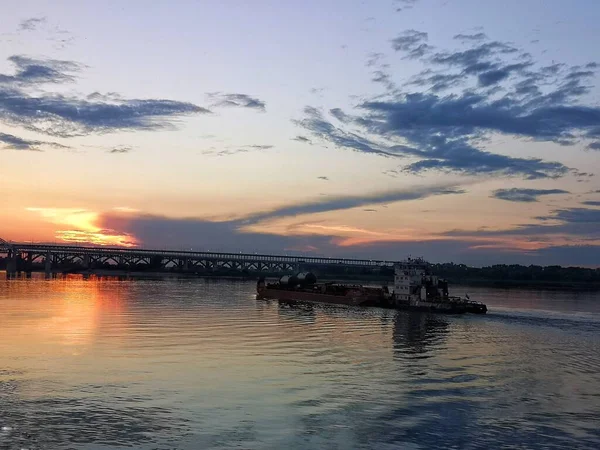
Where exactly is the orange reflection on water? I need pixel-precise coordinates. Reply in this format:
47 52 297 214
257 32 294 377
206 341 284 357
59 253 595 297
0 274 128 360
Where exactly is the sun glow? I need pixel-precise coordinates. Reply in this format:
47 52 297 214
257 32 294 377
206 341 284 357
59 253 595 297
26 207 137 247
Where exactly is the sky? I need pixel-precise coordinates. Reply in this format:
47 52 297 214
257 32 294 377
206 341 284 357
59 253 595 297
1 0 600 267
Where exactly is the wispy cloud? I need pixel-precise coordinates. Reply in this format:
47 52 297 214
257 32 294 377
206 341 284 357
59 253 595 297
294 107 403 158
109 145 133 154
292 135 313 144
207 92 266 111
391 30 432 58
0 132 68 151
453 33 488 42
444 207 600 242
241 184 466 223
294 30 599 180
394 0 419 12
0 55 81 85
18 17 46 31
491 188 570 202
202 144 272 157
0 55 211 137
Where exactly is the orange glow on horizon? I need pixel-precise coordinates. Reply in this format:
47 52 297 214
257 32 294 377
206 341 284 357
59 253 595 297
25 207 137 247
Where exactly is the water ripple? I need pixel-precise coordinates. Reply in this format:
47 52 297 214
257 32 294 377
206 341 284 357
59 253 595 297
0 274 599 449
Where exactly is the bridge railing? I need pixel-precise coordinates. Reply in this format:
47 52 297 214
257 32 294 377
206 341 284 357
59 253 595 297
3 242 398 267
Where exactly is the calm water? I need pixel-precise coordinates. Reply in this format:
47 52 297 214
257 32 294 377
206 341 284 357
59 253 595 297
1 274 599 450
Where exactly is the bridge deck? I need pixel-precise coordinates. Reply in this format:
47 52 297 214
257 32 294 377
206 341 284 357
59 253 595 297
0 240 399 269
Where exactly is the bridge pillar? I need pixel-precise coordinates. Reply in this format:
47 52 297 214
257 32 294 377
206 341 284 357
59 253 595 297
45 251 52 276
83 254 90 270
24 252 33 276
6 249 17 277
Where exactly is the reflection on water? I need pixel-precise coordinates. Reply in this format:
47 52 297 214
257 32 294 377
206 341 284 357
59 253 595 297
1 272 599 449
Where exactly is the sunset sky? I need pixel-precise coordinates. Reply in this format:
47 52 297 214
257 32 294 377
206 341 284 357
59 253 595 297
2 0 600 266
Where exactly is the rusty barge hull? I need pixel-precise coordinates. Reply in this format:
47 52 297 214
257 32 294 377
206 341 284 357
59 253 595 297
256 287 384 307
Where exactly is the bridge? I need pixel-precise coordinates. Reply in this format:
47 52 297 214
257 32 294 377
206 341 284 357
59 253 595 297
0 238 397 277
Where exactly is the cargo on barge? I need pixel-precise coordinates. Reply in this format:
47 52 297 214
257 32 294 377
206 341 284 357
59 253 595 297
256 257 487 314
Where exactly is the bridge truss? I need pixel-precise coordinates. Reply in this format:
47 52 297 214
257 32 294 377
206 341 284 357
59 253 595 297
0 239 396 276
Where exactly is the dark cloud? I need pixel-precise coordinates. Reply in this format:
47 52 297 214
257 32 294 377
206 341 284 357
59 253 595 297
329 108 350 123
391 30 432 59
295 31 599 180
363 209 377 212
317 176 329 181
102 213 335 256
445 207 600 240
588 142 600 150
0 55 81 85
429 41 520 77
405 70 464 92
292 135 312 144
294 106 404 158
241 184 465 223
18 17 46 31
491 188 569 202
101 211 600 266
453 33 488 42
0 55 211 137
0 131 68 151
109 145 133 154
582 201 600 206
207 92 266 111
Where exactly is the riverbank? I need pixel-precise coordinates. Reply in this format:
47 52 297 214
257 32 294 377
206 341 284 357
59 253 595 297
3 269 600 291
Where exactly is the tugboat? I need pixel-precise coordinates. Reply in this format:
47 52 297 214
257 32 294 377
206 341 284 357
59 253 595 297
257 257 487 314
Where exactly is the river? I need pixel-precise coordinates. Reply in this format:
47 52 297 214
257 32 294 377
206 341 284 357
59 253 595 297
1 273 599 449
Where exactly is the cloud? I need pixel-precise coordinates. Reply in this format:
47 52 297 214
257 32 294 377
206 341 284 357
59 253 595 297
294 31 600 180
98 210 600 266
582 201 600 206
317 176 329 181
0 55 81 85
394 0 419 12
0 55 211 137
241 184 465 223
0 131 68 151
491 188 570 202
101 213 336 255
18 17 46 31
246 144 273 150
588 142 600 150
445 207 600 241
391 30 432 58
207 92 266 111
292 135 313 144
202 144 272 157
453 33 488 42
109 145 133 154
294 106 404 157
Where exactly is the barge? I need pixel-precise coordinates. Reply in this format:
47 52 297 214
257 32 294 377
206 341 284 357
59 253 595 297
257 257 487 314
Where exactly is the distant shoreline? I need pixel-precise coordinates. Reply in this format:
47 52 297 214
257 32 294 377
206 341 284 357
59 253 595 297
3 269 600 291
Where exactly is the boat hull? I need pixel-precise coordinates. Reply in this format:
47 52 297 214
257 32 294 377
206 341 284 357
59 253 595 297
257 287 474 314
